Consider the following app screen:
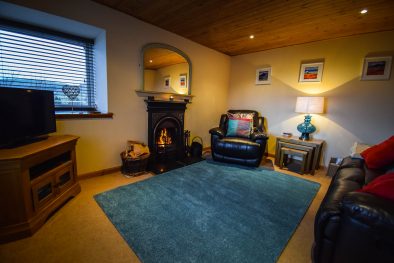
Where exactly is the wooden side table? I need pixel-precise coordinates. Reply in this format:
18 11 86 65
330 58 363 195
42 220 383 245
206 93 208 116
280 147 308 174
275 135 324 175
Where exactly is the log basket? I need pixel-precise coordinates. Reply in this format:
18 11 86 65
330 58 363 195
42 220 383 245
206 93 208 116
120 152 150 177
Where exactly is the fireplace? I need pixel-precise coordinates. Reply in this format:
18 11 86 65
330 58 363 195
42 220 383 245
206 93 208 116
154 119 181 160
146 100 187 172
156 128 174 153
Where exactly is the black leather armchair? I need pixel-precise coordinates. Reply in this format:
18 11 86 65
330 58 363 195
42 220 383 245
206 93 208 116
209 110 268 167
313 157 394 263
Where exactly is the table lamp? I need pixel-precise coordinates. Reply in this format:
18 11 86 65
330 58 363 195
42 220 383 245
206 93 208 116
295 96 324 140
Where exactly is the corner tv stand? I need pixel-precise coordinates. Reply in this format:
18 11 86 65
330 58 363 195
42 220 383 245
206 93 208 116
0 135 50 149
0 135 80 243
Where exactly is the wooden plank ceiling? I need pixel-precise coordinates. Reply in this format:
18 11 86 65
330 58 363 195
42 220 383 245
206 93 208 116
93 0 394 56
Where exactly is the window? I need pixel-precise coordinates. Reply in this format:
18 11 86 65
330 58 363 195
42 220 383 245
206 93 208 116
0 19 96 112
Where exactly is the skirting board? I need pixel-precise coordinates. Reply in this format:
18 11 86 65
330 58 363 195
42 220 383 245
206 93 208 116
78 166 121 180
78 150 300 180
79 148 213 180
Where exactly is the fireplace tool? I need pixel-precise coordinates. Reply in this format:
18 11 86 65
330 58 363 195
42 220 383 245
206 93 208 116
184 130 191 156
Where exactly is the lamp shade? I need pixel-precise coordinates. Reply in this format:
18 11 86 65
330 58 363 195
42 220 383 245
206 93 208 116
295 97 324 114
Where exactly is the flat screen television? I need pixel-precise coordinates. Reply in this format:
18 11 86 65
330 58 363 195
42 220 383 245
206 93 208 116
0 87 57 148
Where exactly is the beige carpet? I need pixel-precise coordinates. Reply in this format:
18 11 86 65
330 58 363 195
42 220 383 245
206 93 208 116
0 158 330 263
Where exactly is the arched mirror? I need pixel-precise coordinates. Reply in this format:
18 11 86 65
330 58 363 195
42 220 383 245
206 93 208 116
141 43 192 95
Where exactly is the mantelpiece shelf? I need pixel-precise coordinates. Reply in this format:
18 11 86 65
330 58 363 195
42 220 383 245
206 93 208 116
135 90 194 103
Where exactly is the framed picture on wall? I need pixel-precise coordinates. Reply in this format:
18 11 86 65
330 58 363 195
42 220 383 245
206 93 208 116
164 76 171 89
361 56 392 80
255 67 272 85
299 62 324 82
180 74 187 88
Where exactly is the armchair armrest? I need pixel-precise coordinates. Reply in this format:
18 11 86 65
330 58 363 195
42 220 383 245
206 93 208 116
250 131 268 141
256 116 265 132
219 114 228 130
209 127 225 138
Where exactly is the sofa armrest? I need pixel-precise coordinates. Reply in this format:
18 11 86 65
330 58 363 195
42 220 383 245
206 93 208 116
328 192 394 262
340 156 364 169
313 177 361 250
342 192 394 227
250 131 268 141
209 127 225 138
313 189 394 263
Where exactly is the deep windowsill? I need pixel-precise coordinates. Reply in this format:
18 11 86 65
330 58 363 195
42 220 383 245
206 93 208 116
56 111 113 119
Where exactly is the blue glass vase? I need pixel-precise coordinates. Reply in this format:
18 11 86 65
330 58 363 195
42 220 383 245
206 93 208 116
297 114 316 140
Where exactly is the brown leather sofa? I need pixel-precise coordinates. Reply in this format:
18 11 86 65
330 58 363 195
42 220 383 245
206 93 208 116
313 157 394 263
209 110 268 167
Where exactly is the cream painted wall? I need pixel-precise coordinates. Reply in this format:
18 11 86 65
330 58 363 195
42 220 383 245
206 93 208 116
229 31 394 166
7 0 230 175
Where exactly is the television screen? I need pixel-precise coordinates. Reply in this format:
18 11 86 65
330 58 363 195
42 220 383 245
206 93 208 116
0 87 56 148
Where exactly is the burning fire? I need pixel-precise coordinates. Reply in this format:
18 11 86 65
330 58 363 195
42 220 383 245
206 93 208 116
157 128 172 146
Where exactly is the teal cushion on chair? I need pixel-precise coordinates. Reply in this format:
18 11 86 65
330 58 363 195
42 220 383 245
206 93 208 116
226 117 252 138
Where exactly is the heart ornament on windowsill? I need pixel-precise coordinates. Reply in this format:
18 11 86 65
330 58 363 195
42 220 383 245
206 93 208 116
62 85 80 101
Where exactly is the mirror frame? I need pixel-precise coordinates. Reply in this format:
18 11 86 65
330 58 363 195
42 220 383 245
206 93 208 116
141 43 192 95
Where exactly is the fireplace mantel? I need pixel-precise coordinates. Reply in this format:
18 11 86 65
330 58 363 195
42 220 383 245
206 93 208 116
145 99 188 110
135 90 193 103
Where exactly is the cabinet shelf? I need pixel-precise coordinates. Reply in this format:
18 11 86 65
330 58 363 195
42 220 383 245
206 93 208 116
30 151 71 181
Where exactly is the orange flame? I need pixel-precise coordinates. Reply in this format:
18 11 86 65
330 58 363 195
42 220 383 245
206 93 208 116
157 128 172 145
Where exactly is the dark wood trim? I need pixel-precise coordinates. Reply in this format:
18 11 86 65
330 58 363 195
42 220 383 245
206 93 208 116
56 112 113 119
78 166 121 180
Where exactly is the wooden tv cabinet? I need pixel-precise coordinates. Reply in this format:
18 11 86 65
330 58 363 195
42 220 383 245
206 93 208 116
0 135 81 243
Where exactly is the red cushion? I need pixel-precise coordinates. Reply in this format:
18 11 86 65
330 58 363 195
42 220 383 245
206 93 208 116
358 172 394 202
360 136 394 169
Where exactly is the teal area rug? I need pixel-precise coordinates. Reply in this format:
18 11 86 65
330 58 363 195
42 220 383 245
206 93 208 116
95 161 320 263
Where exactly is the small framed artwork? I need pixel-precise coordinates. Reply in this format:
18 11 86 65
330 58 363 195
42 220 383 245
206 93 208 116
255 67 272 85
361 56 392 80
164 76 171 89
299 62 324 82
179 74 187 88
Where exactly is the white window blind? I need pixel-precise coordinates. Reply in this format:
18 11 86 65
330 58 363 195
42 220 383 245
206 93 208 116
0 19 96 111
